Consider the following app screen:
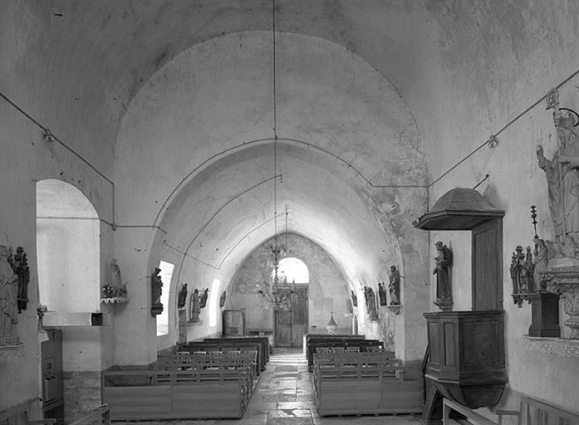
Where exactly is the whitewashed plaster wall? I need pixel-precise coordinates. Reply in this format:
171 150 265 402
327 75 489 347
419 4 579 415
0 6 117 412
0 83 115 413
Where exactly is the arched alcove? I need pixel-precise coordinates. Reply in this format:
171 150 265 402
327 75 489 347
36 179 100 312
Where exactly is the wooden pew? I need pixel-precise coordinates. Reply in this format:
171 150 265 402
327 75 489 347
156 351 258 388
179 341 265 373
102 367 250 420
443 396 579 425
306 338 384 372
304 334 365 354
204 336 270 364
313 352 423 417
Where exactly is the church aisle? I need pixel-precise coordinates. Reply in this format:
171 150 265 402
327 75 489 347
113 348 423 425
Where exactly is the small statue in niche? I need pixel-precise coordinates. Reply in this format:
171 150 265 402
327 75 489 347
377 282 387 306
532 237 557 289
177 283 188 309
433 241 453 301
510 245 536 307
364 286 379 321
189 289 200 323
199 288 209 309
537 94 579 259
220 290 227 308
388 265 401 305
0 245 19 343
151 267 164 317
350 290 358 307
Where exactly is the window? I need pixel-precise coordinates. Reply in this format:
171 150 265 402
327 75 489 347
156 261 174 336
209 279 220 327
277 257 309 283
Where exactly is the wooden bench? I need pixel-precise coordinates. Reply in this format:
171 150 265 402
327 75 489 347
179 340 265 373
312 352 423 417
304 334 365 354
307 338 385 372
204 336 270 363
102 367 250 420
156 351 258 388
443 396 579 425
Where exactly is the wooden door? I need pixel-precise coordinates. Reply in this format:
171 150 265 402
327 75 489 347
223 309 246 336
274 286 308 347
472 219 503 310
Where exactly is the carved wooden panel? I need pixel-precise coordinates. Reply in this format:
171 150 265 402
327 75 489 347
472 219 503 310
423 311 506 411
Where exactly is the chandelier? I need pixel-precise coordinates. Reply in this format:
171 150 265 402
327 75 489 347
257 208 295 310
255 1 295 311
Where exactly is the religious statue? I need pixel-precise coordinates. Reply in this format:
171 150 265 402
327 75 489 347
105 258 127 298
510 245 536 307
111 259 123 288
388 265 401 305
199 288 209 309
219 290 227 308
0 245 19 343
151 267 163 317
11 247 29 312
350 290 358 307
433 241 453 309
377 282 387 306
364 286 378 321
536 105 579 259
177 283 188 309
190 289 200 323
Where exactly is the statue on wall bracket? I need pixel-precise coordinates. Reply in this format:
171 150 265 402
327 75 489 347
151 267 164 317
177 283 188 309
0 245 21 346
189 289 200 323
363 286 379 321
433 241 453 312
388 265 401 305
537 89 579 260
532 88 579 339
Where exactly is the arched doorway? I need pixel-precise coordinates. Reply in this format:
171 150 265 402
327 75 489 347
274 257 309 347
36 179 101 422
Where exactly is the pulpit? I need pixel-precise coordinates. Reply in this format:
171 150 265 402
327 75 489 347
424 311 506 410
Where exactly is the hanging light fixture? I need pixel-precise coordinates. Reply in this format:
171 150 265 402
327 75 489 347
257 207 295 310
255 0 294 310
326 312 338 334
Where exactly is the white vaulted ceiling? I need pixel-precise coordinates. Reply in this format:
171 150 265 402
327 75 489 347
3 0 575 287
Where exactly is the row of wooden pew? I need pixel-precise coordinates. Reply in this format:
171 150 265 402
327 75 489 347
306 334 423 417
102 336 269 421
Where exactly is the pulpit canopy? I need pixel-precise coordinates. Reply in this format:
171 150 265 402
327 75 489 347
413 188 504 231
